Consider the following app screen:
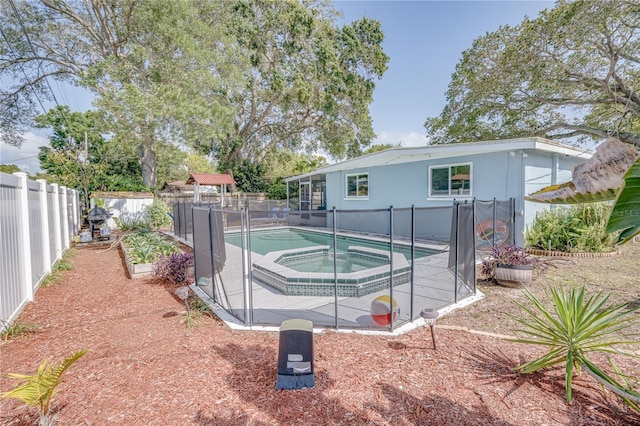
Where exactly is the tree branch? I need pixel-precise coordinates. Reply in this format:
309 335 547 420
536 123 640 147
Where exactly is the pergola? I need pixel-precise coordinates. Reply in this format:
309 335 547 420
185 173 236 205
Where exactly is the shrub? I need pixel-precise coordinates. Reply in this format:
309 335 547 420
267 179 287 200
153 252 194 285
509 286 639 402
143 198 173 229
525 203 617 252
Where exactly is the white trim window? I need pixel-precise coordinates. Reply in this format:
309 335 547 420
429 163 472 198
346 173 369 199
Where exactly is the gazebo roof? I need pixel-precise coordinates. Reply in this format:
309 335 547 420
186 173 236 186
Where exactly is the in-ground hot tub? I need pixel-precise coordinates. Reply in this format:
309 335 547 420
252 245 411 297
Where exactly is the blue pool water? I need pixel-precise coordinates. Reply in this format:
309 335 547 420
225 228 437 259
283 255 385 273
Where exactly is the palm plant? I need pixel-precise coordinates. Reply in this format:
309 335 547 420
509 286 638 402
1 349 88 425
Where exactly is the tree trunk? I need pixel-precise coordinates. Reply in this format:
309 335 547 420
140 138 157 188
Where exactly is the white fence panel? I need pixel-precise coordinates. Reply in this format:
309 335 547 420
0 174 27 325
27 179 46 286
46 184 60 263
92 196 154 228
0 172 79 328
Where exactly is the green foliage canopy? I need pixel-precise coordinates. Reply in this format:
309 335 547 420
207 0 389 173
425 0 640 148
0 164 21 174
35 106 145 206
2 0 388 189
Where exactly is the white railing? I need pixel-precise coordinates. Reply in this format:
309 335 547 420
0 172 80 328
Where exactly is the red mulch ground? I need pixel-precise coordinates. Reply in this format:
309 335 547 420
1 243 639 425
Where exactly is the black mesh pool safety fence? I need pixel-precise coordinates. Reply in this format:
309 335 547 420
178 200 512 331
474 198 515 256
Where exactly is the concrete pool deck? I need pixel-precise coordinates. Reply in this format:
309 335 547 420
168 228 480 334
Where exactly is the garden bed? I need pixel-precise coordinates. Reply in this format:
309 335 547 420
120 240 155 278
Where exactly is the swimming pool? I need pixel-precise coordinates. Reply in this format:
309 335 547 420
226 228 440 297
227 228 438 259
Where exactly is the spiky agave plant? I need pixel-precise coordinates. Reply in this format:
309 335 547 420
508 286 638 402
1 349 88 425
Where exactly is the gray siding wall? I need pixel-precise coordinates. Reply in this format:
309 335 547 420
325 149 585 246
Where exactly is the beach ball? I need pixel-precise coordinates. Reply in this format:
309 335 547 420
370 295 400 326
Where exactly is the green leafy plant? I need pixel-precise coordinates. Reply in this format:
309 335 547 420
1 349 88 425
525 204 616 252
509 286 639 402
143 198 172 229
0 320 42 341
127 246 159 265
581 357 640 412
122 231 179 264
114 216 151 232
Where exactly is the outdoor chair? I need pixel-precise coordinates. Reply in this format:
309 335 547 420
252 206 281 225
277 207 290 223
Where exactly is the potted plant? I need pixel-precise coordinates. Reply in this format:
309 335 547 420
481 245 538 287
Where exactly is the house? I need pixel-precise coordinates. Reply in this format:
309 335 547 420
284 138 592 246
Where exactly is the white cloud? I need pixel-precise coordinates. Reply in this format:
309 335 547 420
372 130 430 147
0 132 50 174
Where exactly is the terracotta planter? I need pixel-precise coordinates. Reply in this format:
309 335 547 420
494 264 533 288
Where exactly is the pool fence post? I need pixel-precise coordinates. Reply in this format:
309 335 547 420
410 204 415 320
203 207 213 304
245 207 254 326
389 206 394 332
492 197 497 248
472 200 477 294
454 203 460 304
332 207 338 330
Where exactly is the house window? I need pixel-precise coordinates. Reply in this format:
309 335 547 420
346 173 368 198
429 163 471 197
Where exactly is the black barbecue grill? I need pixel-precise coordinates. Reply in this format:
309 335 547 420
88 207 112 240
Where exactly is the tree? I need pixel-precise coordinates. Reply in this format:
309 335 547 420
263 149 328 178
215 0 389 175
363 143 395 155
0 164 21 174
424 0 640 148
1 0 235 188
36 106 116 208
2 1 386 188
185 153 215 175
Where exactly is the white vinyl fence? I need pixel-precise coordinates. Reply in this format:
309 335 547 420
1 172 80 328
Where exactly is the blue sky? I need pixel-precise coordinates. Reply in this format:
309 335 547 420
334 0 553 147
1 1 553 173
